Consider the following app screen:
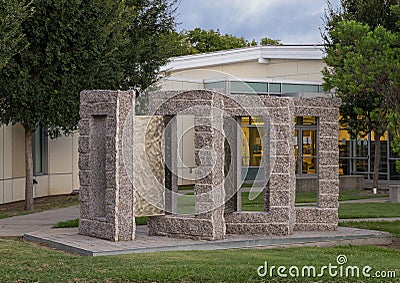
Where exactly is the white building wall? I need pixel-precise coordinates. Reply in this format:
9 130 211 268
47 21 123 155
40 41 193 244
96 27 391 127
0 124 79 205
166 59 324 84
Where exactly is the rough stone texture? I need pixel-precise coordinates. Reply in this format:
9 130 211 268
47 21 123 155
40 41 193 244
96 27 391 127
80 89 340 241
78 90 136 241
295 207 338 231
148 91 340 238
293 97 340 231
148 216 216 240
149 91 228 240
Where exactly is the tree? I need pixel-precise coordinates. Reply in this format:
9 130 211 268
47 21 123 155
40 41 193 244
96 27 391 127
386 5 400 171
122 0 178 90
0 1 32 69
323 0 400 188
180 28 249 55
260 37 282 46
168 28 281 56
0 0 177 210
323 20 399 189
324 0 400 38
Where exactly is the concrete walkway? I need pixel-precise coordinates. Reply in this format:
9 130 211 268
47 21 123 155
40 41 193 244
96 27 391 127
0 205 79 237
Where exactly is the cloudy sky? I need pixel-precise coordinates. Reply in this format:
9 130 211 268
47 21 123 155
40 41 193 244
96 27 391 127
176 0 341 44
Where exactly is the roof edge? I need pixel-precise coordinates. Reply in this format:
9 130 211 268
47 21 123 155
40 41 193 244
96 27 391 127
162 45 325 72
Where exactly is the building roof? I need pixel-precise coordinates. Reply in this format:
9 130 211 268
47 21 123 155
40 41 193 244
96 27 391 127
162 45 325 72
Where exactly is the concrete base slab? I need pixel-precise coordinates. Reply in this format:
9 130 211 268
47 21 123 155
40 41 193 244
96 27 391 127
23 226 392 257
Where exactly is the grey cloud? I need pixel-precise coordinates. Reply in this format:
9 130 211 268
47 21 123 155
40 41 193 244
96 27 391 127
177 0 341 44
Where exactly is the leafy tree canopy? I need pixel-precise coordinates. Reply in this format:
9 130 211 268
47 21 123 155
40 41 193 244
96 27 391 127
0 1 32 69
323 20 399 137
0 0 177 137
324 0 400 43
323 0 400 188
167 28 281 56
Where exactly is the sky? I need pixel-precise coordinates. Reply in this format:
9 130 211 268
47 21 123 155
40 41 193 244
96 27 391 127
176 0 341 44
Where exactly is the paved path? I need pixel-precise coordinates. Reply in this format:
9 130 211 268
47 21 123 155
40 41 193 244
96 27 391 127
0 205 79 237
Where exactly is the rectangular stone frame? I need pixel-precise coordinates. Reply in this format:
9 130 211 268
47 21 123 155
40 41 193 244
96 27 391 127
136 91 339 240
148 91 226 240
78 90 136 241
223 96 297 236
292 97 341 231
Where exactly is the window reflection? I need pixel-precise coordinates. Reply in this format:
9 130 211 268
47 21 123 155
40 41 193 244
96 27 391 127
295 117 317 175
242 117 264 167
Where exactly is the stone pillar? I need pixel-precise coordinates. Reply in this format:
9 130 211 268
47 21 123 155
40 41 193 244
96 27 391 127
224 97 296 236
316 107 340 230
293 97 341 231
193 94 225 240
78 90 135 241
267 101 297 235
318 112 340 209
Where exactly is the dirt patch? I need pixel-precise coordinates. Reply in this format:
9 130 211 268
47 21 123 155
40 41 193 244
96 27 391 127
380 238 400 250
357 189 389 198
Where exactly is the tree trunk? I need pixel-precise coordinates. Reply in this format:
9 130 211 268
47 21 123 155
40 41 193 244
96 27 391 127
372 133 381 190
25 129 34 211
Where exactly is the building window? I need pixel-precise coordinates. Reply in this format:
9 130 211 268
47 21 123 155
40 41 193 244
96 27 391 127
389 133 400 180
294 116 317 176
204 81 226 92
204 79 324 96
283 84 320 94
339 129 351 175
269 83 281 94
241 117 265 181
230 81 268 94
33 126 48 175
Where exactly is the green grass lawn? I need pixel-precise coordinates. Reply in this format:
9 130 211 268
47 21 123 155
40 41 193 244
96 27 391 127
53 217 149 228
340 221 400 238
177 194 196 215
241 192 400 219
295 189 388 204
0 238 398 282
52 219 79 228
241 190 389 211
339 203 400 219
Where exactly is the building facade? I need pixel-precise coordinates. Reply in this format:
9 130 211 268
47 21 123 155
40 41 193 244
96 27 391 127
158 45 400 184
0 124 79 204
